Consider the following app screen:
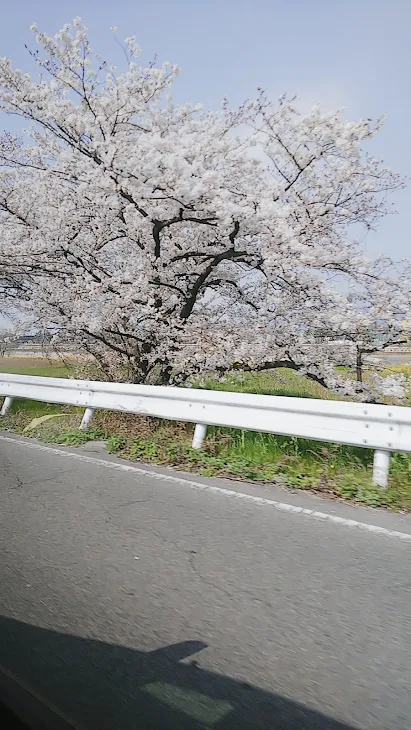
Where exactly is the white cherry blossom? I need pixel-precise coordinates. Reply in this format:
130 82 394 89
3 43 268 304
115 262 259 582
0 19 409 401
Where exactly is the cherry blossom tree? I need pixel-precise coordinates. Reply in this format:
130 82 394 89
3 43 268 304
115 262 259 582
0 19 409 400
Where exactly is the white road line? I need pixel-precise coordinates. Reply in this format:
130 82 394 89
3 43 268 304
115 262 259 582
1 434 411 543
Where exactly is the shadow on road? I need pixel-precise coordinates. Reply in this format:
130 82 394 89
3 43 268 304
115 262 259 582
0 615 359 730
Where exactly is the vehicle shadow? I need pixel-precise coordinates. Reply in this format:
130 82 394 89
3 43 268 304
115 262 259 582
0 615 359 730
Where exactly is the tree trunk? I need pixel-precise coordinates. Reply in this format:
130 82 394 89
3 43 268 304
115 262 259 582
356 347 363 383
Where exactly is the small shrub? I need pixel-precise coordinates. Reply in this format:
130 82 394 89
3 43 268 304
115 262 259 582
40 427 105 446
106 435 126 453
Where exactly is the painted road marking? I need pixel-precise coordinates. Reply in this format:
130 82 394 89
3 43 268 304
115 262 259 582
1 434 411 543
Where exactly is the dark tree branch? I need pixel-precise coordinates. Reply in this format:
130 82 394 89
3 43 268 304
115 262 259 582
180 244 247 320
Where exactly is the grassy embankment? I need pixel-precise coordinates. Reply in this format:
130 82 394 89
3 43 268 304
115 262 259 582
1 357 411 511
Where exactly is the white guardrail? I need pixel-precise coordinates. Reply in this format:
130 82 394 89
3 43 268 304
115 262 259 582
1 373 411 488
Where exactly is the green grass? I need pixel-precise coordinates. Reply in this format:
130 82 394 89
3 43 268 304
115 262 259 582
0 357 76 418
100 425 409 511
198 369 336 399
0 358 72 378
1 359 411 512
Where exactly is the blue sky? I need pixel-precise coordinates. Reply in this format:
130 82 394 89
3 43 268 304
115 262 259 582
1 0 410 259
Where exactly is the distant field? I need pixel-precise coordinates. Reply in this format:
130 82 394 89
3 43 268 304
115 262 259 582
0 357 73 378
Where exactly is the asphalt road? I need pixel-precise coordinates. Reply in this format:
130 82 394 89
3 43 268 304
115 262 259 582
1 434 411 730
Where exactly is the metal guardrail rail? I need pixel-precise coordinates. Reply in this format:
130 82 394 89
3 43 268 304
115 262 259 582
1 373 410 488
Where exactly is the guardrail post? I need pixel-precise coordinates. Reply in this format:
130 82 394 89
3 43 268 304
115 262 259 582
192 423 207 449
80 407 95 430
373 449 390 489
1 396 13 416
